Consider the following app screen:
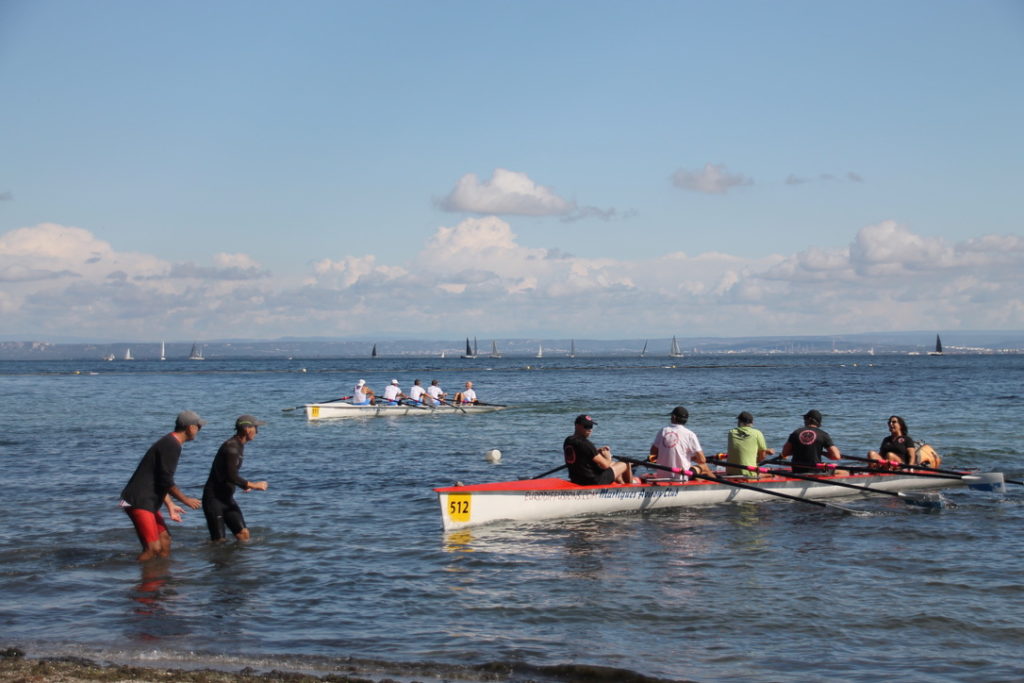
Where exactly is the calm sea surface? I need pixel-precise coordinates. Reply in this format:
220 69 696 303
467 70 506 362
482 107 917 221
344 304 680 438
0 354 1022 682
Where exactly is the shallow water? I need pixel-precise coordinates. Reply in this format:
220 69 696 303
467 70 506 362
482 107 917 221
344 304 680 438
0 354 1022 681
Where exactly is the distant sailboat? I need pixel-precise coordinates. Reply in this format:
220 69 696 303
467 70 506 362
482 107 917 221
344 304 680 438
568 339 576 358
104 353 115 361
640 340 647 358
536 344 543 359
160 341 166 361
928 334 944 356
669 336 683 358
188 343 204 360
124 348 133 361
461 337 477 359
371 344 378 358
440 350 446 359
489 340 502 359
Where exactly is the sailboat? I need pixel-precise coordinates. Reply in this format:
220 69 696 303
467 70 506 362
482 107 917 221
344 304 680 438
640 340 647 358
568 339 576 359
536 344 543 359
188 343 204 360
124 348 133 361
160 341 166 361
371 344 378 358
669 336 683 358
928 334 944 356
489 340 502 359
460 337 477 359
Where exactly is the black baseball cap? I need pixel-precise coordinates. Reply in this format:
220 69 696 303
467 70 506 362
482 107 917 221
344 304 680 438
574 414 597 428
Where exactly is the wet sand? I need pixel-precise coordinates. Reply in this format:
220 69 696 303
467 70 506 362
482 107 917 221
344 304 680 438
0 650 677 683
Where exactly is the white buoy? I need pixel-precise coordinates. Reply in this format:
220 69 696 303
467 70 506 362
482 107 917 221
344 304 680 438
484 449 502 463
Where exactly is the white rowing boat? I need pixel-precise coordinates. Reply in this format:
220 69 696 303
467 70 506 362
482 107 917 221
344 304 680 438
304 401 506 420
435 469 1003 531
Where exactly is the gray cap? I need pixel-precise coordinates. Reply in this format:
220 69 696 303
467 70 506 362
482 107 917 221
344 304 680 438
176 410 206 429
236 414 266 429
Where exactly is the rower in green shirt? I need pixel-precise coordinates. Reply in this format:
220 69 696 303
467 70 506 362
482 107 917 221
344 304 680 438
726 411 774 477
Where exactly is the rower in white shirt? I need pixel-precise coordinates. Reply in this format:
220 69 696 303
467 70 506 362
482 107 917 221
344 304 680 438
408 379 427 405
454 381 478 404
381 379 405 405
426 380 445 406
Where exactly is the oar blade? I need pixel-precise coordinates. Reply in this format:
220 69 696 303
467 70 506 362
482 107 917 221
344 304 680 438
962 472 1006 493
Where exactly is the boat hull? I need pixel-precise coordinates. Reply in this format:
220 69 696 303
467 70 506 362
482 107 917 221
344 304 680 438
304 401 505 419
435 471 975 531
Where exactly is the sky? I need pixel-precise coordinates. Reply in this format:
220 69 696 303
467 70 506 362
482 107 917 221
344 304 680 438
1 0 1022 342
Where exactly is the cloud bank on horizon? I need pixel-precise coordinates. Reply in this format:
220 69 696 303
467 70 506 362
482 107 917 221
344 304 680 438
1 2 1020 342
2 215 1021 341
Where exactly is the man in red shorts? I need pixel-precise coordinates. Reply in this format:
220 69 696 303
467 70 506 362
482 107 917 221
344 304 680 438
120 411 204 561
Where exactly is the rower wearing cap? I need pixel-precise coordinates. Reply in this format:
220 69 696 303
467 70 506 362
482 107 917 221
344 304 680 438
781 409 842 473
563 414 635 485
382 378 406 405
202 414 269 543
352 379 375 405
120 410 205 561
647 406 707 482
726 411 774 477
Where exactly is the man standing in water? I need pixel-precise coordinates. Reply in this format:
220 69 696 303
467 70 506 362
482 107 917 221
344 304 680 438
202 415 269 543
782 409 842 473
563 414 634 485
120 411 204 561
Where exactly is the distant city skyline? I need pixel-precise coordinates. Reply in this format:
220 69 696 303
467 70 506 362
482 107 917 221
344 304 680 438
2 1 1021 340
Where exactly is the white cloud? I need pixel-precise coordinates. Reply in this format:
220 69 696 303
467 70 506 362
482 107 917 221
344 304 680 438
438 168 574 215
1 219 1022 340
672 163 753 194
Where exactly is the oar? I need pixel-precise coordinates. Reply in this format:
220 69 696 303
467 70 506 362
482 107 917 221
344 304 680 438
819 462 1006 492
621 458 859 514
722 463 944 508
842 454 1015 487
438 397 467 414
282 396 350 412
531 464 568 479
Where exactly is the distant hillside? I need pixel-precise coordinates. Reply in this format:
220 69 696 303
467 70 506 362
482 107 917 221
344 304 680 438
1 331 1022 360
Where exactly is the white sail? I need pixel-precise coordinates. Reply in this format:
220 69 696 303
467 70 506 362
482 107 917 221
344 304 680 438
160 341 166 361
124 348 133 361
670 336 683 358
489 340 502 358
536 345 543 359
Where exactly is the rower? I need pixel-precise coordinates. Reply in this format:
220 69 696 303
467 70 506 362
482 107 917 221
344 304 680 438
408 379 427 405
725 411 774 478
381 379 406 405
426 380 446 406
352 379 375 405
454 381 478 404
563 414 634 485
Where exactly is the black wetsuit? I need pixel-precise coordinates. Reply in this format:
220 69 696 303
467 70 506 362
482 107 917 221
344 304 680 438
786 426 835 473
563 434 615 485
121 433 182 511
202 436 250 540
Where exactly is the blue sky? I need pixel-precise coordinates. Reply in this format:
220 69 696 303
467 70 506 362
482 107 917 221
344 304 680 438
2 0 1022 341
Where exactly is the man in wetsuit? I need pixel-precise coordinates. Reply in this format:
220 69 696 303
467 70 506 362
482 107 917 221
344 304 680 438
781 409 842 473
563 414 633 485
202 415 269 542
120 411 204 561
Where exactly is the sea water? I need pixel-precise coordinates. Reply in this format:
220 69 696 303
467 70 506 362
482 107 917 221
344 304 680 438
0 354 1022 682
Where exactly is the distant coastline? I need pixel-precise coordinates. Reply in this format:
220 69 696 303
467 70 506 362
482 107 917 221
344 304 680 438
0 331 1022 361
